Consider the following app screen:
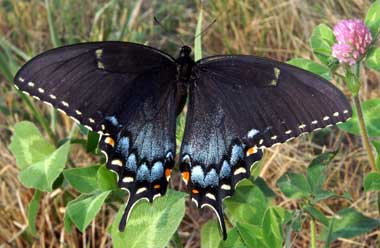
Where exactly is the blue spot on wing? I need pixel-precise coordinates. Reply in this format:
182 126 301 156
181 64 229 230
220 161 231 179
105 115 119 126
191 166 205 187
116 136 129 153
136 163 149 181
126 153 137 172
151 161 164 181
204 169 219 187
230 145 243 166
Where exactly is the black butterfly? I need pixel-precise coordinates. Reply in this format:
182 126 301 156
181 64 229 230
14 41 351 239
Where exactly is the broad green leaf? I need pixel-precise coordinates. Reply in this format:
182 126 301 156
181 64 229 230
277 173 311 199
366 47 380 71
19 142 71 192
287 58 331 80
97 164 118 191
27 190 42 236
194 9 203 61
111 190 185 248
10 121 55 169
63 165 100 193
306 152 336 194
338 98 380 137
262 207 283 248
322 208 379 241
66 191 110 232
220 227 247 248
201 220 222 248
225 183 267 225
303 205 329 226
344 69 360 96
364 172 380 191
372 140 380 170
64 194 88 232
310 24 336 65
365 0 380 38
237 222 268 248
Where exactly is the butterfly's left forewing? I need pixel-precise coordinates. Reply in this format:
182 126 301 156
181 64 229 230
180 55 352 239
14 42 179 231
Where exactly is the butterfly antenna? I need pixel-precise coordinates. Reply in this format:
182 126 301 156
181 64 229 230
193 18 216 40
154 16 186 46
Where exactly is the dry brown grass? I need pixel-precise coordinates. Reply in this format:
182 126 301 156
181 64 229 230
1 0 379 247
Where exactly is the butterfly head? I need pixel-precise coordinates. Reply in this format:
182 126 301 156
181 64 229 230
179 45 192 58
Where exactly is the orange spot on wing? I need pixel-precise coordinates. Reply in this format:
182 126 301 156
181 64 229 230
154 184 161 189
182 171 190 184
246 146 257 156
165 169 172 181
104 137 115 147
192 189 199 194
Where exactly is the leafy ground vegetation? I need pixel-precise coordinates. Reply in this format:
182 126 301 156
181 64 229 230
1 0 380 247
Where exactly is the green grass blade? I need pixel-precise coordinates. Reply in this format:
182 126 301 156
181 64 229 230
45 0 61 47
0 36 30 61
194 9 203 61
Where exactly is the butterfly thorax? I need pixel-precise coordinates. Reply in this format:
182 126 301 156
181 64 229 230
176 45 194 82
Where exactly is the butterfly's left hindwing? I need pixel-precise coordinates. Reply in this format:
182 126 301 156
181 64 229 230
180 55 352 239
14 42 179 231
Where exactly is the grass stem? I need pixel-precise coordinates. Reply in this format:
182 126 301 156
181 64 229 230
310 218 317 248
351 64 377 172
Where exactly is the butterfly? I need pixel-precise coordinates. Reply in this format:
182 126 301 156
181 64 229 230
14 41 351 239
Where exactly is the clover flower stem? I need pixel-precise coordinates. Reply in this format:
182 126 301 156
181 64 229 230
351 64 377 172
310 217 317 248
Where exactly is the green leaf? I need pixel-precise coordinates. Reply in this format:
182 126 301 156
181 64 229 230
338 98 380 137
63 165 100 193
220 227 247 248
365 0 380 38
66 191 110 232
306 152 336 194
310 24 336 65
64 212 74 232
86 131 99 153
97 164 118 191
237 222 268 248
10 121 55 170
262 207 283 248
287 58 331 80
322 208 379 241
201 220 222 248
27 190 42 236
111 190 185 248
313 190 338 202
344 69 361 96
252 177 276 198
303 205 329 226
19 142 71 192
372 140 380 170
225 182 267 225
194 9 203 61
364 172 380 192
366 47 380 71
277 173 311 199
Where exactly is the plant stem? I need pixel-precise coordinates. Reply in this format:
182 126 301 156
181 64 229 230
351 64 377 172
310 218 317 248
352 95 377 171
